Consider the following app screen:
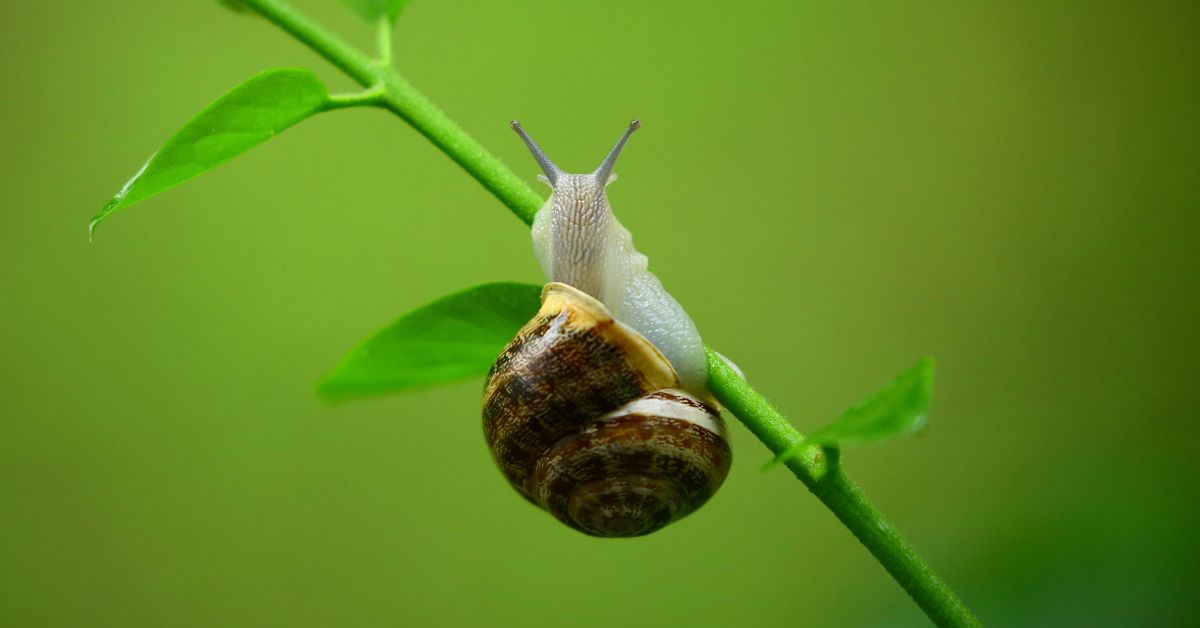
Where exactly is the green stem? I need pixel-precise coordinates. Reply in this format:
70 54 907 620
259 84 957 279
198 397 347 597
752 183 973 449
376 17 393 67
324 85 386 111
705 350 979 627
374 75 542 225
241 0 542 225
241 0 378 86
238 1 979 625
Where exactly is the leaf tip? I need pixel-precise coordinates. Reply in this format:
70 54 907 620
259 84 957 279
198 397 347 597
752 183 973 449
88 201 118 241
915 357 935 401
87 216 103 241
314 373 348 403
917 356 935 377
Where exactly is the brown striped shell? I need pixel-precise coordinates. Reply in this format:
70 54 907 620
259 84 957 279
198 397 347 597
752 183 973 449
482 282 731 537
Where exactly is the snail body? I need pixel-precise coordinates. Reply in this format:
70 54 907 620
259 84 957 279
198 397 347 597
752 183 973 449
483 121 730 537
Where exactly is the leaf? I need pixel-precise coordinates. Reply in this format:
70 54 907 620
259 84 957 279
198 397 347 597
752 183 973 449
766 358 934 469
90 68 329 237
340 0 409 24
318 282 543 400
810 358 934 446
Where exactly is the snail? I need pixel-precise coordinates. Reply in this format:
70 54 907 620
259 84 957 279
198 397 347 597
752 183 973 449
482 120 732 537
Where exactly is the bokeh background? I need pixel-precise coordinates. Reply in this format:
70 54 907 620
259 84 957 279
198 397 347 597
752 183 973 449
2 1 1198 625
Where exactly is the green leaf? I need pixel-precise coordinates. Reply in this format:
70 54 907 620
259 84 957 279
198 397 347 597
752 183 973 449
90 68 329 237
340 0 409 24
766 358 934 468
318 282 543 400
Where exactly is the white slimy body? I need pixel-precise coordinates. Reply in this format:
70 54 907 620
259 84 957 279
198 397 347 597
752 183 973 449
518 121 708 392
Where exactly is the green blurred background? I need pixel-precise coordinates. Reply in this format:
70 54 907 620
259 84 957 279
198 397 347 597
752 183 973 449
2 1 1198 625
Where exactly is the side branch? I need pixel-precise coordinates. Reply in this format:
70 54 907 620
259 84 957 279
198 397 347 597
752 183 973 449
324 85 387 111
242 0 542 223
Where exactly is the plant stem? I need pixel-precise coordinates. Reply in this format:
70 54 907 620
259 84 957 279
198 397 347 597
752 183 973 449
241 0 542 225
324 85 386 111
241 0 378 86
238 1 979 625
705 350 980 627
376 17 393 67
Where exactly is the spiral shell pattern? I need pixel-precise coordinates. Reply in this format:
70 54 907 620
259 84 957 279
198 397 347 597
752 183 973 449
483 282 731 537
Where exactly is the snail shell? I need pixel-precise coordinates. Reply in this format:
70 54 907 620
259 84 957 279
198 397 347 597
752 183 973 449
483 282 731 537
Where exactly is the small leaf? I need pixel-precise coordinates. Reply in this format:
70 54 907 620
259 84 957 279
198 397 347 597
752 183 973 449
90 68 329 237
766 358 934 468
318 282 543 400
811 358 934 446
340 0 409 24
